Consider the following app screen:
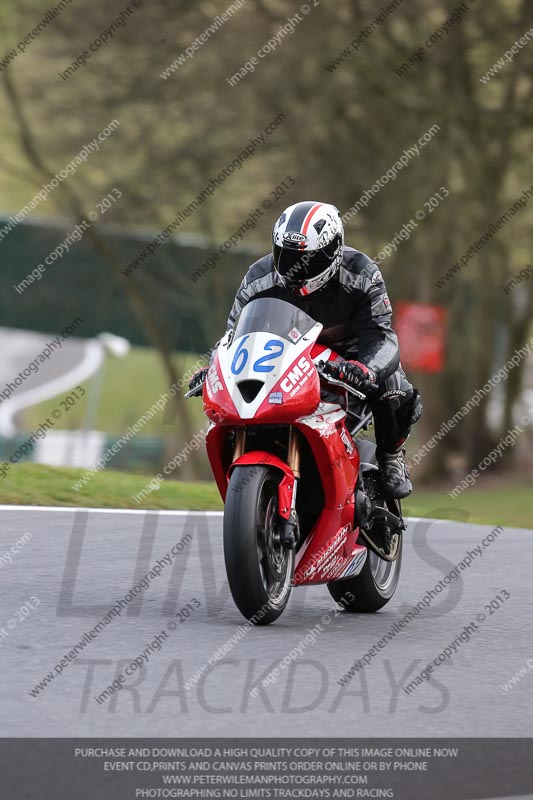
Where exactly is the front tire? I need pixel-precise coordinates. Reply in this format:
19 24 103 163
224 465 294 624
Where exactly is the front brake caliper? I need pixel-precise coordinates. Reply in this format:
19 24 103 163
278 510 299 550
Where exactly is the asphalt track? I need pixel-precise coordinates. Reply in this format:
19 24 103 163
1 506 532 737
0 328 87 397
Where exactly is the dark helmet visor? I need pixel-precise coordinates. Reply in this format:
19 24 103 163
273 235 340 289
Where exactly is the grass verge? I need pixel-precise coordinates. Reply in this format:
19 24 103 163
22 346 207 437
0 464 531 527
0 464 222 510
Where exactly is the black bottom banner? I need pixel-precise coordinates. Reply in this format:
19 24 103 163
0 738 532 800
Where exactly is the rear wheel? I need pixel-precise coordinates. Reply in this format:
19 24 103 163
328 518 402 612
224 465 294 624
327 444 403 612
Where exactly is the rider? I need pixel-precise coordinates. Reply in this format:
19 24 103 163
189 201 422 499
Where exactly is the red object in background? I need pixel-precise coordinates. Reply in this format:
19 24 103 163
395 301 448 373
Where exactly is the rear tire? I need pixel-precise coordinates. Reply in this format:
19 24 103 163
224 465 294 625
327 441 403 612
327 529 402 612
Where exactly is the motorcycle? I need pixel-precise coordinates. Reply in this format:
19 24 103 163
186 297 405 624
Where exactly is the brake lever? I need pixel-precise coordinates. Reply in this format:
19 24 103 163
317 360 369 400
184 386 203 399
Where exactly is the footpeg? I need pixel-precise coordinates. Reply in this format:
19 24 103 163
374 506 406 533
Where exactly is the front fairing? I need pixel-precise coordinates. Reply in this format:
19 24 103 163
204 298 324 423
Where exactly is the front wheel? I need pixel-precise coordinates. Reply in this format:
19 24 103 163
223 465 294 624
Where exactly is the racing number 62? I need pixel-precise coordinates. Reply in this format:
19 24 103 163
231 337 285 375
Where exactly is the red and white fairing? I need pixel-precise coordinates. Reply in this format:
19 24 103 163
203 298 368 586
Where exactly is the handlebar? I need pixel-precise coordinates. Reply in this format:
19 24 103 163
185 361 378 400
316 360 378 399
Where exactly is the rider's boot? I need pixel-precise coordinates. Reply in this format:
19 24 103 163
377 447 412 499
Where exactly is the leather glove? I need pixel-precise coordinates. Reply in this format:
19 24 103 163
337 360 376 391
188 367 208 396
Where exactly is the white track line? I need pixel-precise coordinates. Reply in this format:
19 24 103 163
0 505 223 515
0 504 446 522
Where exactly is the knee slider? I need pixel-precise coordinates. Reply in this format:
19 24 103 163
410 389 423 425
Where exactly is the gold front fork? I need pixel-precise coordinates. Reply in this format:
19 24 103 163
233 428 246 460
233 427 300 479
287 427 301 479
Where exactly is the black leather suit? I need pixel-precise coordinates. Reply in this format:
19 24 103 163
227 246 422 453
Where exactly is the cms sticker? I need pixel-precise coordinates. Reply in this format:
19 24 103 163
207 363 222 393
281 356 311 393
